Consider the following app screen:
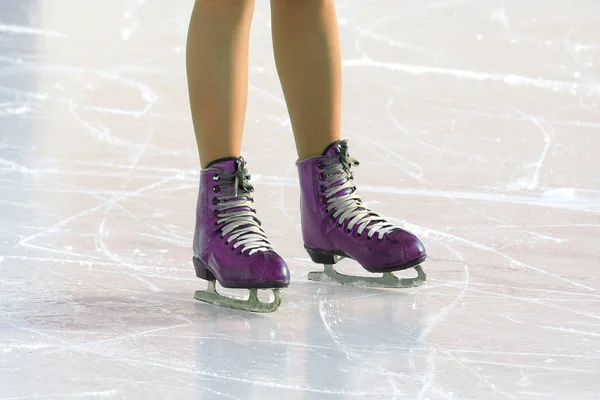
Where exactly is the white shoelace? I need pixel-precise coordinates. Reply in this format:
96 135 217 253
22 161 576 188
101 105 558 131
214 168 272 255
321 153 396 240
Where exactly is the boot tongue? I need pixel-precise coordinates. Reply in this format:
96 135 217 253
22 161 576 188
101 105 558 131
206 157 254 198
206 157 240 174
321 140 356 199
321 140 346 157
210 158 257 230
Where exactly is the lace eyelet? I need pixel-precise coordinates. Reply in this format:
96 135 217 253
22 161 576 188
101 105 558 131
213 175 220 181
318 173 326 181
212 198 219 205
318 163 325 170
213 187 221 193
213 210 219 216
319 186 325 193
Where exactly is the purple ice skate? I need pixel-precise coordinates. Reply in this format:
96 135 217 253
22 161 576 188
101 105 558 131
192 157 290 312
296 140 426 288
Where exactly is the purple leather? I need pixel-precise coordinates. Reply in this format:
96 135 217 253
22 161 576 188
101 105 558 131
192 158 290 289
296 140 427 272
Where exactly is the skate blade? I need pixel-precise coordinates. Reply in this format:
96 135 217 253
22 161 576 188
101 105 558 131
194 281 282 313
307 264 426 288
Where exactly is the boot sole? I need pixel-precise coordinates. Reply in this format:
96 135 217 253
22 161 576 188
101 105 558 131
193 257 290 289
304 244 427 273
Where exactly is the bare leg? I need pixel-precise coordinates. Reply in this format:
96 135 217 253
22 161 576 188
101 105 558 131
270 0 342 160
186 0 255 168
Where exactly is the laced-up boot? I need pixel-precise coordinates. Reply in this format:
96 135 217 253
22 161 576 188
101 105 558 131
193 157 290 312
296 140 426 287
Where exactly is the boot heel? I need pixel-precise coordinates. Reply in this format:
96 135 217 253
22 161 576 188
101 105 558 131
304 245 343 265
193 257 216 281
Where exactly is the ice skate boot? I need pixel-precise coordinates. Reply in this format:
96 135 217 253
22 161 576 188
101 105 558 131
296 140 426 288
192 157 290 312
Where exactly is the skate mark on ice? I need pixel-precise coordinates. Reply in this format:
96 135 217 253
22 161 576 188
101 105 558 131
40 319 192 356
317 294 352 360
445 357 597 373
504 314 600 338
568 320 600 328
439 348 520 400
0 23 66 37
357 133 425 182
408 243 469 399
415 244 470 344
93 128 164 292
463 287 600 321
465 205 567 244
19 175 178 253
96 217 161 292
0 64 162 148
444 348 600 360
0 342 56 352
385 92 472 159
524 230 566 243
416 346 438 400
96 192 190 246
526 117 552 190
72 350 384 396
404 221 597 292
501 112 554 191
342 57 600 95
357 28 440 57
0 157 37 176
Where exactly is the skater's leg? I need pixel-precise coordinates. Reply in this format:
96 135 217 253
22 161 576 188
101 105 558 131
187 0 289 312
186 0 255 168
273 3 428 287
270 0 342 160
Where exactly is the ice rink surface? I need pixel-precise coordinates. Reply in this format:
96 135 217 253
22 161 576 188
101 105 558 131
1 0 600 398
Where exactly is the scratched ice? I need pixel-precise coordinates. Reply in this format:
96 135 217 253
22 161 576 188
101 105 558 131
1 0 599 399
